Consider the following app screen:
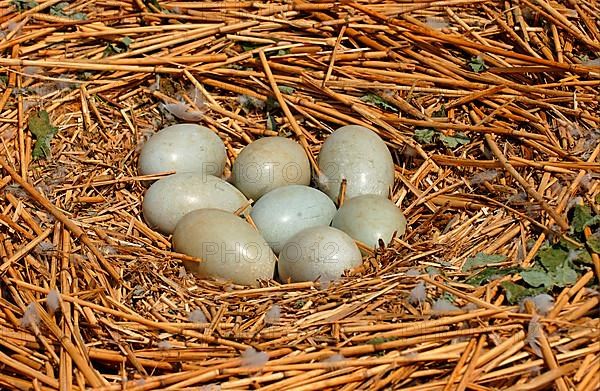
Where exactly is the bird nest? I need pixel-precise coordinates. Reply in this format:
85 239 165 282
0 1 599 390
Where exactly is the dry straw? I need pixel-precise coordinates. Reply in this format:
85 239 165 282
0 0 599 390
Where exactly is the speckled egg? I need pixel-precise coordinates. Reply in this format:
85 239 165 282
251 185 336 254
173 208 276 286
278 226 362 283
231 137 311 200
317 125 394 202
143 173 248 234
332 194 406 250
138 123 226 177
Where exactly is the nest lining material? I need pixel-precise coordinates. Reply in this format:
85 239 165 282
0 0 599 390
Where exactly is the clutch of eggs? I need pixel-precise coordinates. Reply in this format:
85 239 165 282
140 123 406 286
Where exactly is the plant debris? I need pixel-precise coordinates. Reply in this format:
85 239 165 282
27 110 58 159
0 1 598 389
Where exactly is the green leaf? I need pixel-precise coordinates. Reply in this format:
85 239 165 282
520 268 553 288
501 281 527 304
49 1 67 14
70 12 87 20
571 205 600 233
265 96 280 112
266 112 277 131
414 128 470 148
537 246 568 272
360 93 398 113
501 281 544 304
414 128 436 144
367 336 397 345
468 56 488 73
462 253 506 272
32 134 54 159
558 237 581 251
577 54 590 62
440 132 470 148
240 42 264 52
569 248 592 264
28 110 58 160
103 43 120 56
11 0 38 12
440 292 456 303
587 232 600 254
426 266 441 276
49 2 87 19
239 95 265 113
583 215 600 229
103 38 132 57
121 36 133 48
432 105 446 118
278 85 295 95
551 264 578 287
77 71 93 81
466 267 520 286
29 110 55 138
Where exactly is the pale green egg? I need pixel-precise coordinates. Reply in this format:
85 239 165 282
143 173 247 234
278 226 362 283
139 123 226 177
232 137 311 200
332 194 406 250
251 185 336 254
173 209 276 287
317 125 394 202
